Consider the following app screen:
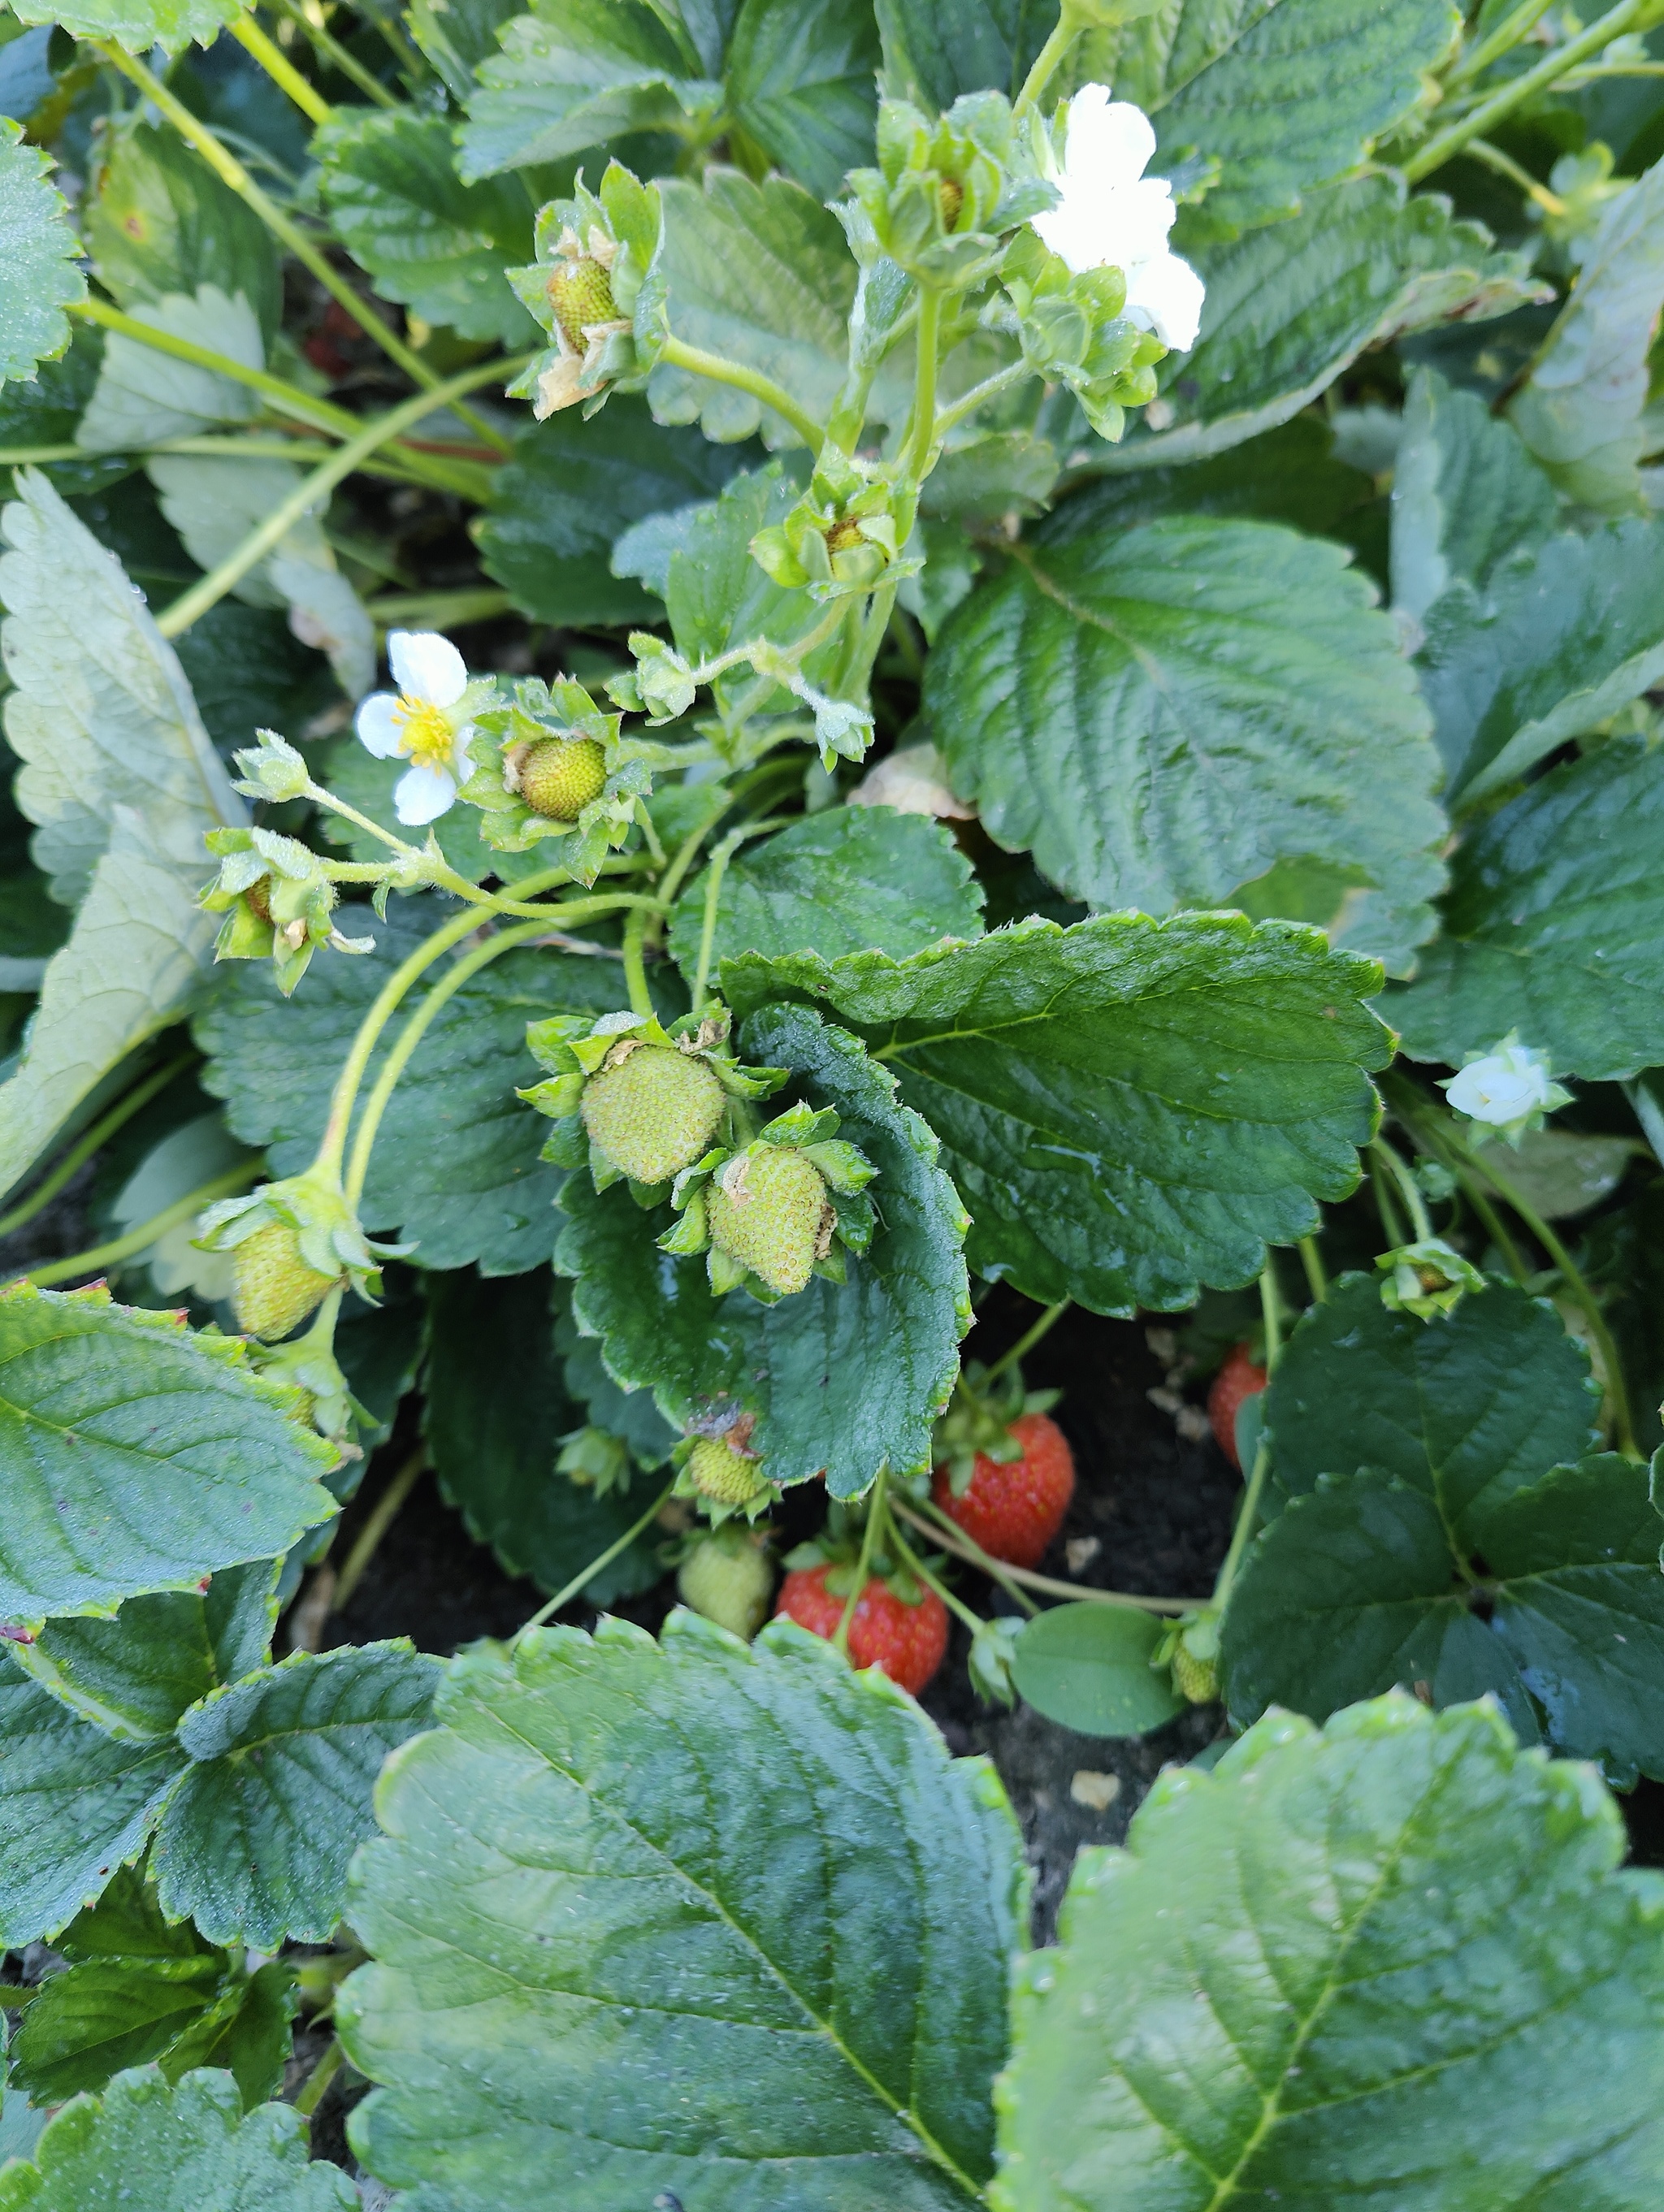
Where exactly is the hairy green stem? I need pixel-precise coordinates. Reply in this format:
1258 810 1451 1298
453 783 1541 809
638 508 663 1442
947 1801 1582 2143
621 907 654 1018
656 335 825 452
292 2037 343 2120
982 1297 1070 1386
1371 1136 1434 1242
8 1163 258 1291
1212 1432 1272 1612
891 1498 1205 1612
934 359 1030 441
689 828 744 1015
332 1444 428 1610
886 1514 986 1639
901 286 942 491
1368 1149 1408 1249
96 42 510 454
274 0 398 107
1298 1234 1328 1302
0 1050 195 1239
1405 0 1649 180
1012 3 1083 117
1465 136 1566 212
1447 0 1558 85
518 1481 675 1634
906 1496 1041 1617
835 1469 890 1651
229 13 333 125
155 354 528 635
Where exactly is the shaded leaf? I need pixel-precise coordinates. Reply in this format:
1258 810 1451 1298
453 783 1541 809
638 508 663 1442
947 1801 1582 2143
559 1005 970 1497
318 108 538 346
873 0 1047 110
1010 1604 1184 1738
408 0 522 100
153 1642 440 1949
422 1266 661 1603
669 808 984 979
340 1615 1025 2209
0 2065 358 2210
82 121 280 347
74 287 259 457
0 1285 336 1634
0 332 129 504
1390 365 1556 626
0 120 84 388
725 0 880 201
927 510 1442 976
723 915 1390 1315
1389 738 1664 1081
994 1695 1664 2209
1488 1127 1639 1222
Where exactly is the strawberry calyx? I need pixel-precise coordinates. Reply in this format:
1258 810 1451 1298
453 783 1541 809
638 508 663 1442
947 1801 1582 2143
932 1357 1060 1495
659 1097 877 1303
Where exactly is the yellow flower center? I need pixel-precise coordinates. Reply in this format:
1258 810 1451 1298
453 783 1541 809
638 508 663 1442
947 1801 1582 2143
392 695 456 772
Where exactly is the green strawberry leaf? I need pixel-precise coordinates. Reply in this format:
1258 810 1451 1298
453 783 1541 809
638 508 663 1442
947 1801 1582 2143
0 121 85 388
557 1286 678 1465
0 1669 184 1946
1510 158 1664 517
0 1287 336 1633
318 108 539 346
724 913 1389 1315
1415 521 1664 803
1264 1272 1601 1535
1390 366 1557 626
560 1004 969 1497
652 169 908 446
724 0 880 201
1091 176 1542 473
0 472 243 1205
1389 737 1664 1081
1125 0 1461 243
1494 1127 1640 1223
477 396 757 627
340 1614 1025 2208
73 286 260 457
925 505 1444 976
81 121 280 348
11 1561 280 1742
873 0 1047 110
669 808 985 978
1068 415 1375 540
408 0 522 99
151 1641 440 1949
196 905 636 1275
0 331 128 505
422 1266 661 1603
1009 1604 1185 1738
994 1695 1664 2208
1222 1457 1664 1780
0 2066 358 2210
459 0 719 180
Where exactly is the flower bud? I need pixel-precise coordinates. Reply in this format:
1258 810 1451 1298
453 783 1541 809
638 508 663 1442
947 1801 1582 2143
1376 1238 1486 1322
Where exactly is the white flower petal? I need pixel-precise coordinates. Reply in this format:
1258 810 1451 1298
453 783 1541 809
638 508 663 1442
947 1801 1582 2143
355 693 404 760
1065 92 1157 199
393 762 458 825
388 630 469 708
1124 249 1207 351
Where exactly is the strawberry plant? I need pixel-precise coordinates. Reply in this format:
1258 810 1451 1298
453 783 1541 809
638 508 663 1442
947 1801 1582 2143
3 0 1664 2201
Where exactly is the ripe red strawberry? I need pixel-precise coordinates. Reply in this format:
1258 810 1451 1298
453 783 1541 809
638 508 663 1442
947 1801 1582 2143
774 1565 948 1696
931 1411 1075 1569
1208 1342 1267 1470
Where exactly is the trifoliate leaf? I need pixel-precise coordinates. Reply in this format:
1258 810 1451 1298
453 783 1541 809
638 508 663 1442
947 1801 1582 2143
82 121 280 348
0 472 244 1199
1009 1604 1185 1738
318 108 538 345
11 1561 279 1741
725 914 1390 1314
994 1695 1664 2209
0 2065 358 2210
651 168 908 446
1389 738 1664 1081
0 1286 336 1633
1414 519 1664 802
477 395 756 626
926 505 1443 976
0 1669 184 1946
1390 366 1557 626
1510 158 1664 516
559 1006 970 1497
1122 0 1460 243
152 1642 439 1950
197 905 635 1275
340 1617 1025 2209
0 120 84 388
669 809 985 979
724 0 880 201
1093 175 1543 471
459 0 721 180
1264 1272 1601 1532
1224 1458 1664 1779
422 1266 660 1603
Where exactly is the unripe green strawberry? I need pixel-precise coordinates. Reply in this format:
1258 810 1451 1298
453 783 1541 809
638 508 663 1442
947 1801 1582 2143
547 256 618 349
519 736 606 820
707 1149 830 1296
232 1221 338 1340
687 1435 769 1509
581 1045 725 1185
1172 1643 1219 1704
678 1527 774 1639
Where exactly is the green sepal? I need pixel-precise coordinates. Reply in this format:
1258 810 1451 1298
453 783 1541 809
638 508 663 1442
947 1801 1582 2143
843 90 1055 288
460 673 645 884
1376 1237 1487 1322
657 1186 708 1256
194 1167 410 1305
505 161 663 418
199 826 363 999
992 227 1166 444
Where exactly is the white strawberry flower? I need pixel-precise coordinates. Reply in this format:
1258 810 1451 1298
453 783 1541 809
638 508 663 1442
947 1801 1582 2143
1441 1035 1571 1144
355 630 479 826
1031 85 1206 352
